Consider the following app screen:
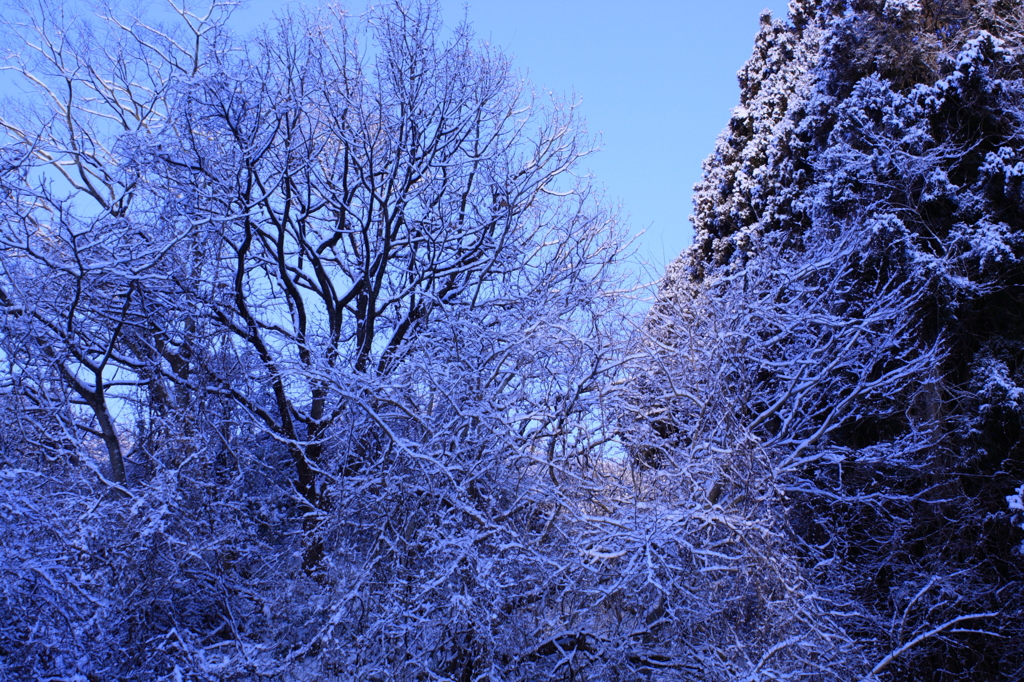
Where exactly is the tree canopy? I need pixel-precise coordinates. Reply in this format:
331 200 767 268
631 0 1024 678
4 0 1024 680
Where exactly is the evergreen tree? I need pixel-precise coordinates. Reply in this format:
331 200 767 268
630 0 1024 678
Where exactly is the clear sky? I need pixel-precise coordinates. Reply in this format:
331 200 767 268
2 0 791 274
432 1 792 273
232 0 791 272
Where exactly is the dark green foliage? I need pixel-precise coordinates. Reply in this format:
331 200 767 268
638 0 1024 678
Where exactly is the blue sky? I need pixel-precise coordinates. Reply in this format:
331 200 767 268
236 0 791 272
432 1 791 273
3 0 791 274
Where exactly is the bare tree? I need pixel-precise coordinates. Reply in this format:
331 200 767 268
0 0 637 678
139 1 617 569
617 217 959 679
0 0 236 485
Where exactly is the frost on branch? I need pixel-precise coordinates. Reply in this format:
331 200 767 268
629 0 1024 679
0 0 636 678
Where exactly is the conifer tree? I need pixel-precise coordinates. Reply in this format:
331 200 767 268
631 1 1024 678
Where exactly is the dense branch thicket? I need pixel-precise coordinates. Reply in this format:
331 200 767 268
626 0 1024 679
0 1 648 679
7 0 1024 680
